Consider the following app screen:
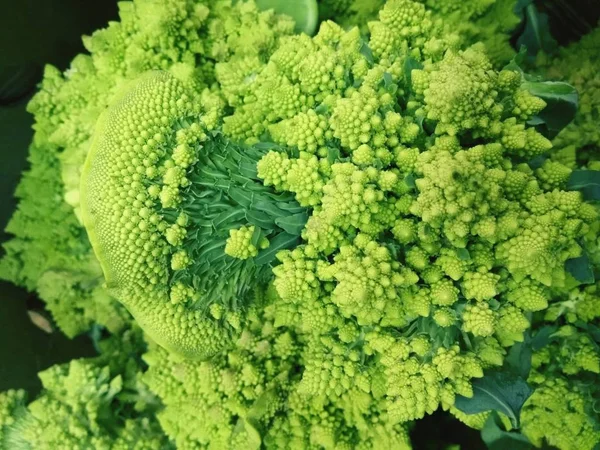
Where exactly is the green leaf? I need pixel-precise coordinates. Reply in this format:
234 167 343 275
403 56 423 87
522 80 578 139
315 103 329 115
327 146 341 164
246 210 278 230
256 0 319 35
382 72 397 94
456 248 471 261
454 371 533 428
565 253 595 285
567 169 600 200
530 325 558 351
254 232 300 265
515 1 558 62
274 212 308 235
252 141 283 152
359 40 374 65
505 340 532 379
503 46 527 74
250 225 263 247
502 51 578 139
233 419 261 450
404 173 416 189
481 412 534 450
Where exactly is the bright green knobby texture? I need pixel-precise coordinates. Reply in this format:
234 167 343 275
256 0 319 35
3 1 600 449
1 330 169 450
0 0 297 338
81 71 307 360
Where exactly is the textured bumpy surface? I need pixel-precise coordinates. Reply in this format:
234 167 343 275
2 1 600 449
82 72 231 359
0 0 296 339
82 71 308 360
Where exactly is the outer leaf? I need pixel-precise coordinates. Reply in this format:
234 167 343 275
255 0 319 35
503 51 578 139
522 80 578 139
275 212 309 235
565 253 595 284
481 412 534 450
403 56 423 87
359 39 374 65
574 321 600 344
515 1 558 62
567 169 600 200
454 371 533 428
504 340 532 379
530 325 558 351
456 248 471 261
254 232 300 265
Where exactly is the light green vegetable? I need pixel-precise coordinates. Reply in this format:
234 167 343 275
1 1 599 449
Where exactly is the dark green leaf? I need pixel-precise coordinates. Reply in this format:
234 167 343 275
212 208 247 228
454 371 533 428
255 0 318 35
505 341 532 379
515 1 558 62
565 253 595 284
254 232 300 265
359 40 374 65
527 155 547 170
327 146 341 164
531 325 558 350
246 210 278 230
252 141 282 151
404 173 416 189
503 46 527 74
522 80 578 139
573 321 600 344
481 412 534 450
502 52 578 139
567 170 600 200
456 248 470 261
274 212 308 235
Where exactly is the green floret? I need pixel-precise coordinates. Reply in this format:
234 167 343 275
2 329 168 450
1 0 295 339
225 225 270 260
521 378 600 450
0 141 128 337
538 25 600 157
3 1 599 448
0 390 27 445
142 302 301 450
417 0 520 65
81 71 308 359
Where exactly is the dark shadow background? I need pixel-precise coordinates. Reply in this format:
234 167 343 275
0 0 597 447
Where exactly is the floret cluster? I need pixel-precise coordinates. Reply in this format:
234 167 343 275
1 1 599 449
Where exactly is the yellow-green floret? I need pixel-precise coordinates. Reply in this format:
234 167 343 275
82 72 308 359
